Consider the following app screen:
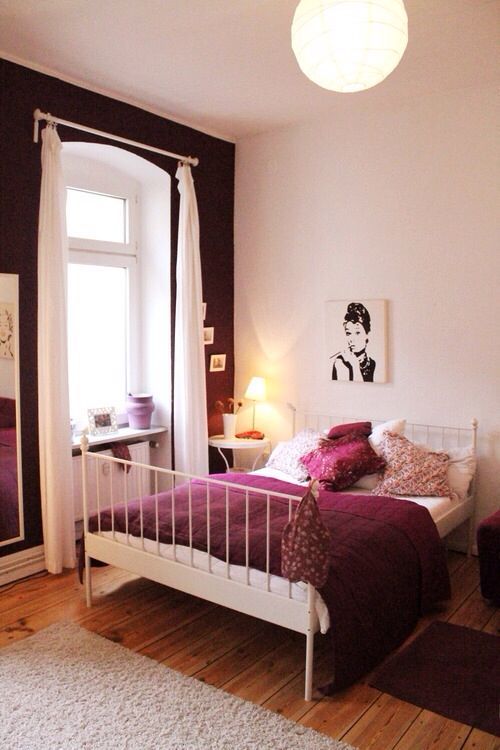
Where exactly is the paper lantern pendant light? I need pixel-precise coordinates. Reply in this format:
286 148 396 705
291 0 408 93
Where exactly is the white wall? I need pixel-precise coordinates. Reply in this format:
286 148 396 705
234 84 499 529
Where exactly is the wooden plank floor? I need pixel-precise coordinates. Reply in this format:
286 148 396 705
0 551 498 750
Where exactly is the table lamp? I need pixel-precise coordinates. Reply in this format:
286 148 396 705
244 376 266 430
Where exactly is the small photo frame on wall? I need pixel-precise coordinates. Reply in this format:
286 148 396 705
202 302 207 321
326 299 387 383
88 406 118 435
0 301 14 359
209 354 226 372
203 327 214 345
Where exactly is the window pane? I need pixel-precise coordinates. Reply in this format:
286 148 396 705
66 188 127 243
68 264 128 420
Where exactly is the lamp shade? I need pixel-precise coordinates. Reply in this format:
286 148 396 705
244 376 266 402
291 0 408 93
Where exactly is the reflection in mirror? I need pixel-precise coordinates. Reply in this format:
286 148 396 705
0 273 24 546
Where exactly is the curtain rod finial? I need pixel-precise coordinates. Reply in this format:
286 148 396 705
33 108 42 143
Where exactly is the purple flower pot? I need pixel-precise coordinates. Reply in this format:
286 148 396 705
126 393 154 429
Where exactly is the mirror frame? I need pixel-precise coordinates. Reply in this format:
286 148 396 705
0 273 24 546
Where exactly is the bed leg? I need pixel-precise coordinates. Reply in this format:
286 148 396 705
305 629 314 701
84 553 92 607
304 583 315 701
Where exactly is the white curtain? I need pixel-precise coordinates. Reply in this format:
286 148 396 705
173 164 208 475
37 124 75 573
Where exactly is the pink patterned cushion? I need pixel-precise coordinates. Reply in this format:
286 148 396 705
266 429 322 482
326 421 372 440
300 433 386 491
374 432 450 497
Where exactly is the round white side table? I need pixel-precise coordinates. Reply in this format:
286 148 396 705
208 435 271 472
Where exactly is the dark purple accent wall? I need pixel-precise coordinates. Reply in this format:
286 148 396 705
0 59 234 557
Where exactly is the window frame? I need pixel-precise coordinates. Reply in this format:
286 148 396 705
67 189 137 256
65 157 139 256
64 165 140 423
66 186 130 248
67 251 139 423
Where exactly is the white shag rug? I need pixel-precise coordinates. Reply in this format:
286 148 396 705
0 622 356 750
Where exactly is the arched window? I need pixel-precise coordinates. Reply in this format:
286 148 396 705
62 143 171 458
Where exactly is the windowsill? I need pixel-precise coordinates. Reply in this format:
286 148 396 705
71 424 168 452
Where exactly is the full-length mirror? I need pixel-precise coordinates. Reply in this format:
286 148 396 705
0 273 24 546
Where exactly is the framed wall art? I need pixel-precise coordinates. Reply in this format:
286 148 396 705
209 354 226 372
203 327 214 345
325 299 387 383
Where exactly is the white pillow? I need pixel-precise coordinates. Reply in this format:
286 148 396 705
447 446 476 500
369 419 407 455
352 473 380 491
410 442 476 501
266 429 322 482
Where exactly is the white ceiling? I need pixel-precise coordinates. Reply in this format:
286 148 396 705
0 0 498 141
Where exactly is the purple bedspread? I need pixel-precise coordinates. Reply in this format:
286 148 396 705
86 471 450 691
0 427 20 541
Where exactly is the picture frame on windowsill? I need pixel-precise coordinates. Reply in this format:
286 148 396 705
88 406 118 435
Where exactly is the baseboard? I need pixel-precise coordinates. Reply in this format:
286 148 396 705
0 545 46 587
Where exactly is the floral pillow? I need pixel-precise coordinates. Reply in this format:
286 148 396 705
266 429 322 482
300 433 386 491
415 444 476 501
368 418 406 455
373 432 450 497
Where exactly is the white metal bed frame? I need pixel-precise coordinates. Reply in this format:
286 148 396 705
81 412 478 701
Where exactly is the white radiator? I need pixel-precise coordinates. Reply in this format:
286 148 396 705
73 441 150 521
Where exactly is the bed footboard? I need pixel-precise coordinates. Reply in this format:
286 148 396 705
80 435 319 700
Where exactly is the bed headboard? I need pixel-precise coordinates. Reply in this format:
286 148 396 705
288 405 478 454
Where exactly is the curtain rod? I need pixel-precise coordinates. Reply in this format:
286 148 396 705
33 108 199 167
